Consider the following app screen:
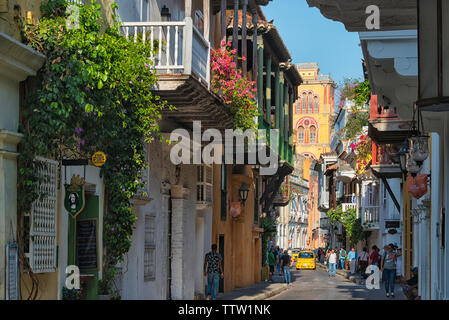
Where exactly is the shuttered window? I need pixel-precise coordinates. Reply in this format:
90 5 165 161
144 215 156 281
221 164 227 220
29 156 59 273
197 165 212 204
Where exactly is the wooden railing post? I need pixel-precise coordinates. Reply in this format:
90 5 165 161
184 17 193 75
242 0 248 76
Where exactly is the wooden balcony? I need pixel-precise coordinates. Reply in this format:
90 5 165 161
121 19 234 131
368 94 412 145
371 143 402 179
362 206 380 230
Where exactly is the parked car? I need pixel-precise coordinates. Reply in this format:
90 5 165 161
296 250 316 270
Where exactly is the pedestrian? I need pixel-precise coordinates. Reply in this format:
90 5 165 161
268 249 275 282
278 248 283 274
203 244 224 300
280 250 293 285
358 247 369 276
327 249 337 277
369 245 380 267
348 247 357 274
335 248 340 269
274 247 280 275
381 244 397 298
339 247 346 270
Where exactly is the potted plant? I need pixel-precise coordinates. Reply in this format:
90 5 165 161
97 279 111 300
62 286 82 300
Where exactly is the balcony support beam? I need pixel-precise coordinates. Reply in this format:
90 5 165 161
381 176 401 214
252 7 258 81
265 55 272 127
185 0 192 17
233 0 239 63
220 0 226 43
203 0 210 41
242 0 248 76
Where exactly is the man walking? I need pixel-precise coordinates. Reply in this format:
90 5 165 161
327 249 337 277
381 244 397 298
203 244 224 300
348 247 357 274
280 250 293 285
339 247 346 270
358 247 369 276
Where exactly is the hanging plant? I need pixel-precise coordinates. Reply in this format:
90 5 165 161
211 41 259 130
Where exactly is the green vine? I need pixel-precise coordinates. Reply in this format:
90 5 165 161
18 0 172 297
326 206 370 246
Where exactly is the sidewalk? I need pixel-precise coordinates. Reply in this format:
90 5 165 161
216 274 288 300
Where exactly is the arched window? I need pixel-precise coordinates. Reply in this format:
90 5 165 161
302 95 307 113
308 92 313 113
298 126 305 143
313 96 319 113
309 126 317 143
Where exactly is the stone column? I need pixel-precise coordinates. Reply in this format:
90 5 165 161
170 185 190 300
0 32 45 300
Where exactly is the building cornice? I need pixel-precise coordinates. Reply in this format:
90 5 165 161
0 32 46 82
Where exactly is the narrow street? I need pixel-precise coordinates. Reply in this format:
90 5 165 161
268 268 406 300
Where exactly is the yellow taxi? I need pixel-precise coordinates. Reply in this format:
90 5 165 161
291 249 301 262
295 250 316 270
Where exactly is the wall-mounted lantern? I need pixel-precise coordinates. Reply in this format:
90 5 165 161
161 5 171 22
239 182 250 204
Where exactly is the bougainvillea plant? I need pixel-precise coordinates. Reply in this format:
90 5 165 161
350 134 372 174
211 41 259 130
18 0 172 298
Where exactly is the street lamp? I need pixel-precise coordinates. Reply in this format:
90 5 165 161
239 182 250 204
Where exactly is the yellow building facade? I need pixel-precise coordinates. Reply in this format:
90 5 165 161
293 63 336 249
293 63 336 162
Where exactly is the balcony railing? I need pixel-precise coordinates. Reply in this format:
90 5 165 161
342 203 356 212
372 143 394 165
121 18 210 87
369 94 398 120
362 206 380 229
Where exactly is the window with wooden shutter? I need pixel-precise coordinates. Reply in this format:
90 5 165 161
29 156 59 273
136 144 150 199
197 164 212 205
144 215 156 281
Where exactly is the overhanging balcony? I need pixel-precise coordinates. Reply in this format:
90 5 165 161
362 206 380 230
371 143 402 179
368 95 413 145
121 19 234 131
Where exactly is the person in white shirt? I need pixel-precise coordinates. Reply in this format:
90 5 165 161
358 247 369 276
327 249 337 277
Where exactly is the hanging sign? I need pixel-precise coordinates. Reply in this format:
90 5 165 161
91 151 106 167
64 175 86 218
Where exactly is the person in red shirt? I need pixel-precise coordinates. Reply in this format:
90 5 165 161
369 245 380 267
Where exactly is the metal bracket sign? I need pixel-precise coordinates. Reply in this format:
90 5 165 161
6 243 19 300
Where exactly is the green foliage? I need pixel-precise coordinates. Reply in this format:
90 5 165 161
344 111 369 141
261 217 277 266
326 206 369 246
19 0 172 290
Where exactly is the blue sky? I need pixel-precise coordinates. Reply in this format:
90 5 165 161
263 0 364 91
